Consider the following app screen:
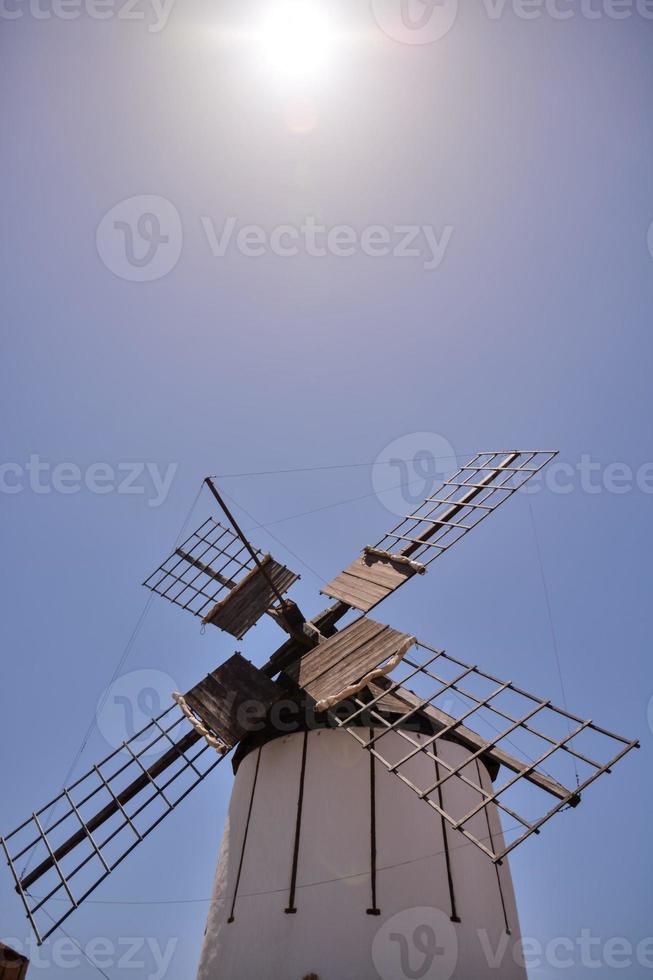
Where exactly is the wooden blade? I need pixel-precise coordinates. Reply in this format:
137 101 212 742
323 636 638 862
143 517 299 636
286 616 415 707
1 656 283 945
321 450 557 612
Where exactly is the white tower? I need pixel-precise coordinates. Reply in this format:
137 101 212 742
197 725 526 980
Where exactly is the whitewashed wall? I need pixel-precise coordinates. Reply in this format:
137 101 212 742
197 728 527 980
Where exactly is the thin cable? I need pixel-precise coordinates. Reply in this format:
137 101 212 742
210 452 470 479
242 480 418 532
233 468 463 552
20 484 205 879
528 500 580 786
220 487 329 585
36 815 528 907
39 910 113 979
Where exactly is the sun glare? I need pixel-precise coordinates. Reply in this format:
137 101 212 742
256 2 336 82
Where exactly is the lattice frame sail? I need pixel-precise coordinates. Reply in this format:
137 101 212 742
1 704 224 944
321 450 557 612
323 637 638 863
373 450 556 566
142 517 299 636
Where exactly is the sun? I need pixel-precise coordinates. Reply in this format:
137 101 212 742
256 1 336 82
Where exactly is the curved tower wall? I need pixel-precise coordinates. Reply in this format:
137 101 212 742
197 727 527 980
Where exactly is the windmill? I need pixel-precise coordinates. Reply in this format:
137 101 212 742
1 450 638 980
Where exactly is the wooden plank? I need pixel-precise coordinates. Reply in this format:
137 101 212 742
289 618 387 689
185 654 282 748
175 547 237 589
203 560 299 638
289 618 413 705
308 633 396 701
185 674 233 736
321 572 391 612
0 944 29 980
366 680 412 715
344 555 415 590
321 554 415 611
328 571 390 603
319 580 374 612
377 679 573 802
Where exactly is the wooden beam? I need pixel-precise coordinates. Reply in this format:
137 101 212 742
380 680 576 803
399 452 521 559
175 548 237 589
0 943 29 980
19 729 202 891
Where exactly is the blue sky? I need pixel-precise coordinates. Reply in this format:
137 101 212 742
1 0 652 976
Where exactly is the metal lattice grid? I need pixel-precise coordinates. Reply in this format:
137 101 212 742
371 450 557 568
327 639 638 863
1 705 224 944
143 517 296 623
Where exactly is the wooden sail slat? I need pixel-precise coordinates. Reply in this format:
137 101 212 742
203 560 299 638
289 618 413 705
185 654 282 747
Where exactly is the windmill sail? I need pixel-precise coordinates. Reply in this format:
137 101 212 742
306 631 638 862
143 518 299 638
285 616 416 708
322 450 557 612
1 655 283 944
